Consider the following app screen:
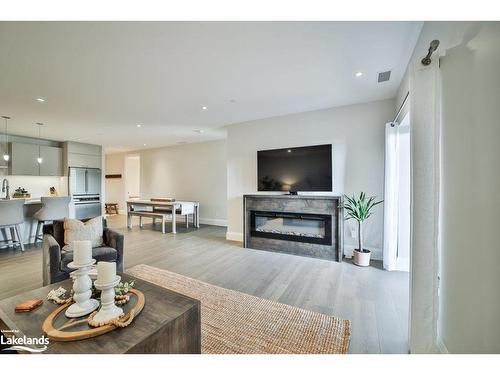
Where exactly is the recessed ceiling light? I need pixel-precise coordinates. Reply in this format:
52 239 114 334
355 72 363 77
201 106 208 110
194 129 204 134
287 149 292 153
143 143 147 146
136 124 142 128
36 98 45 102
229 99 236 103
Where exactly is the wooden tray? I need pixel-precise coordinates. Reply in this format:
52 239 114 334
42 289 145 342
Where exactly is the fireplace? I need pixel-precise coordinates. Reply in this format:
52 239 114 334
244 195 343 261
250 210 332 245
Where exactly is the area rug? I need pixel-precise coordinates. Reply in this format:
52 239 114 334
127 264 351 354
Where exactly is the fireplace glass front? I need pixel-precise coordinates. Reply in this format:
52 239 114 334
250 210 332 245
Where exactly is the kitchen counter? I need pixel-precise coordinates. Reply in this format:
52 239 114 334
6 197 42 205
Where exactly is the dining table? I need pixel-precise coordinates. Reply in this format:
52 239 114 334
126 199 200 234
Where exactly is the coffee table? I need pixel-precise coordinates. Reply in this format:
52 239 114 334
0 273 201 354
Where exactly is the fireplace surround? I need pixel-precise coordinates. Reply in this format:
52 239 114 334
244 195 343 261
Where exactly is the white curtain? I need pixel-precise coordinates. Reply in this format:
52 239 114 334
383 123 399 271
409 58 441 353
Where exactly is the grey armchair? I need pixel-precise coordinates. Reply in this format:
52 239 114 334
42 219 124 286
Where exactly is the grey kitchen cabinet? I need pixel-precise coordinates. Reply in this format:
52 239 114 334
67 153 101 169
66 142 101 156
9 142 63 176
9 142 40 176
39 145 63 176
63 141 102 172
0 137 8 170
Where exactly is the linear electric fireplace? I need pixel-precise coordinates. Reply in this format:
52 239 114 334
250 210 332 245
244 195 343 261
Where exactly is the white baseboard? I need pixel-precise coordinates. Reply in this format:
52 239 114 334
199 218 227 227
226 231 244 242
437 336 449 354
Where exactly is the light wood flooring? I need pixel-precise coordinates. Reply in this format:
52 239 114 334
0 215 409 353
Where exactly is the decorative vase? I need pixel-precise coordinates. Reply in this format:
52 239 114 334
353 249 371 267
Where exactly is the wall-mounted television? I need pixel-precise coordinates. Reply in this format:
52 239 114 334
257 144 332 192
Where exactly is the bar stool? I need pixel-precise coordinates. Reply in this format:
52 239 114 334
0 199 25 251
33 196 71 244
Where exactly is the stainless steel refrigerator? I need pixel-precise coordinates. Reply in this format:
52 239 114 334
69 167 102 219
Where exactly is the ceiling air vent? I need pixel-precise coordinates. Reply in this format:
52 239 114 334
378 70 391 83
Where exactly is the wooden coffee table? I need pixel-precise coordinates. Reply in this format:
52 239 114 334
0 273 201 354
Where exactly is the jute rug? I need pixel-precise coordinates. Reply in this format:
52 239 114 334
128 264 350 354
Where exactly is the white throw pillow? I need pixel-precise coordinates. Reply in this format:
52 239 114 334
63 216 104 252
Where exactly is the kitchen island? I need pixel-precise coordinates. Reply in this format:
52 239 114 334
0 197 71 247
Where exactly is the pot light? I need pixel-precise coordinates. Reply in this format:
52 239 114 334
136 124 142 128
194 129 204 134
36 98 45 102
143 143 147 146
355 72 363 77
201 106 208 110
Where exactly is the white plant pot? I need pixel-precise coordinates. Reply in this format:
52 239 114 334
353 249 371 267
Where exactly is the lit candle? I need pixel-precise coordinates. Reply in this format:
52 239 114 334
73 240 92 265
97 261 116 284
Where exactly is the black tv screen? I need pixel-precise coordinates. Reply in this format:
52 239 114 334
257 144 332 192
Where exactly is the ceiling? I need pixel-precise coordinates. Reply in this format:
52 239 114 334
0 21 422 153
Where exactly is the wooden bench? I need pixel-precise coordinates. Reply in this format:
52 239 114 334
127 210 170 234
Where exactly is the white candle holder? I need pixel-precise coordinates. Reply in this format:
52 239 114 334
93 275 123 324
66 259 99 318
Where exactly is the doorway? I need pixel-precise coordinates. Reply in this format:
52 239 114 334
125 154 141 200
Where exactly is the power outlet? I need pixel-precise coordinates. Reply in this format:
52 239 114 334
351 229 356 238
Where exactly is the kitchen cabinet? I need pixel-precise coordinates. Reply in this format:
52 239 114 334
9 143 40 176
63 141 102 171
67 153 101 169
9 142 63 176
39 145 63 176
66 142 102 156
0 138 8 170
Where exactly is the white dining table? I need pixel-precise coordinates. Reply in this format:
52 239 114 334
126 199 200 234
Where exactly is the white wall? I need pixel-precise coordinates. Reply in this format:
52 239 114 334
105 140 227 225
438 22 500 353
226 99 394 259
104 153 126 212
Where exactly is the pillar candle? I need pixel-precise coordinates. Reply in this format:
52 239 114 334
97 261 116 284
73 240 92 265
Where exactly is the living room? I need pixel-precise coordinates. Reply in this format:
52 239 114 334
1 1 500 372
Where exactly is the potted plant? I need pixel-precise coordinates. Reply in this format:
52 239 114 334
342 192 382 267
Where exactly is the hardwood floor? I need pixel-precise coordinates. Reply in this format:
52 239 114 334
0 215 409 353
